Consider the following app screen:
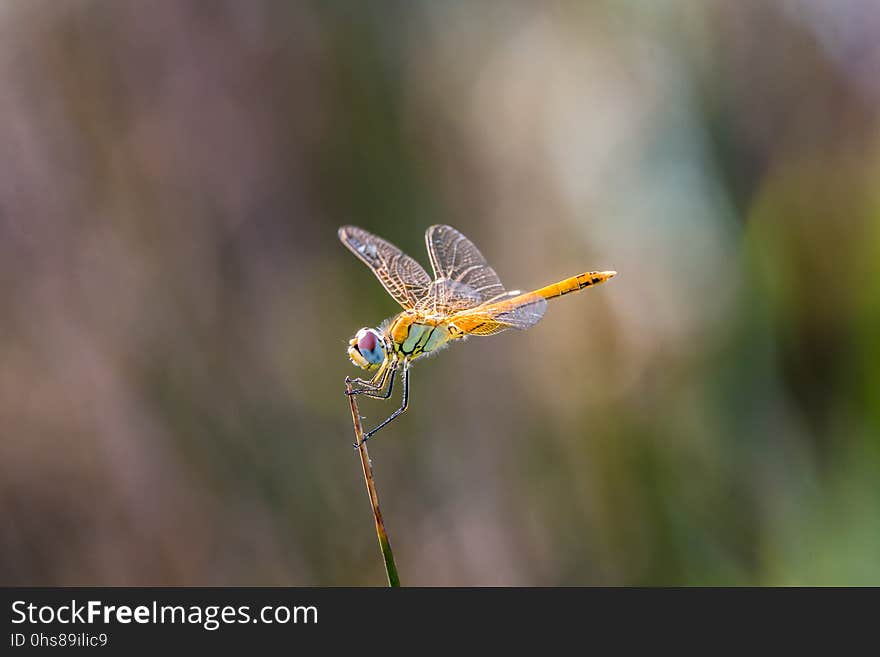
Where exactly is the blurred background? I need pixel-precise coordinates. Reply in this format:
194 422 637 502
2 0 879 586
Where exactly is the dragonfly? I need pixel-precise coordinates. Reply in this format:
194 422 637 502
340 224 616 446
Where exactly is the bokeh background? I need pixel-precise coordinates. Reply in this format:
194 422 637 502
2 0 879 586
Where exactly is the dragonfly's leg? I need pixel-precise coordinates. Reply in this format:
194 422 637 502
348 375 382 389
356 361 410 447
346 360 396 396
349 365 396 400
346 359 391 392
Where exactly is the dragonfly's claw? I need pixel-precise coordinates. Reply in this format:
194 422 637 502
345 376 374 394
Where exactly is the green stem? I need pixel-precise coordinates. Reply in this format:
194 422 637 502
346 379 401 587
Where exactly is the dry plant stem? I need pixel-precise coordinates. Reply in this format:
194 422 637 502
346 378 401 587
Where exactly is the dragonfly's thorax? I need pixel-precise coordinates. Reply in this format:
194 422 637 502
386 311 462 361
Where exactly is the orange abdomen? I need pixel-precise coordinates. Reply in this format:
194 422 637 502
531 271 617 300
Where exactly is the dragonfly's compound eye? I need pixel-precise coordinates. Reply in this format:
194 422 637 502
348 328 385 369
357 330 377 354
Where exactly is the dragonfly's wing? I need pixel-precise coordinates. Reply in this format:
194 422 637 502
449 291 548 336
425 225 506 302
416 278 484 314
339 225 432 310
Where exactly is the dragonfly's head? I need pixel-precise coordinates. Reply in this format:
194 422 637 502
348 327 387 371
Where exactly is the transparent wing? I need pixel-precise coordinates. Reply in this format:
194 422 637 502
415 278 484 314
425 225 506 302
339 225 432 310
449 292 548 336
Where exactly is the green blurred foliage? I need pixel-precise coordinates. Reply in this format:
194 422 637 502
1 0 878 585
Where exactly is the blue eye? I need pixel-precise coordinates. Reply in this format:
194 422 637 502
357 331 377 354
356 330 385 364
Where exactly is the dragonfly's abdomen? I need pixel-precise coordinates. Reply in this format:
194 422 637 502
532 271 617 300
